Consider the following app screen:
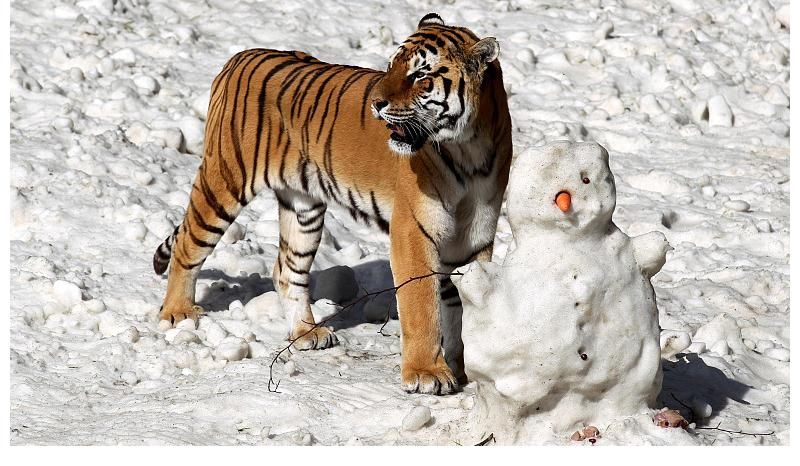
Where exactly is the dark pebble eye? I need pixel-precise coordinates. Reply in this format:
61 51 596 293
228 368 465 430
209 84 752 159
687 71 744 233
582 177 590 184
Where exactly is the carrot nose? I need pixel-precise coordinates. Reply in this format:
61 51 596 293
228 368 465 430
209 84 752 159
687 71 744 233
555 191 571 212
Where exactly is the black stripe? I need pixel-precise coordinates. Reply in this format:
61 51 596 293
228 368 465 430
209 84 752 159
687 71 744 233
359 74 382 128
370 191 390 233
436 146 465 185
187 228 216 249
288 279 309 288
253 59 304 193
189 199 226 235
411 212 438 247
196 178 235 224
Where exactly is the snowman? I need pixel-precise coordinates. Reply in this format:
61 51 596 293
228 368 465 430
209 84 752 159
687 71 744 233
453 141 671 444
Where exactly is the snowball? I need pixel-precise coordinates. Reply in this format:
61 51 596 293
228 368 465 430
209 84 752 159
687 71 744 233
599 97 625 116
124 222 148 241
763 348 789 362
177 116 205 154
172 330 200 345
402 406 431 431
707 95 733 127
117 326 140 344
133 75 160 96
691 398 712 419
639 94 663 116
764 85 789 107
215 336 249 361
284 360 299 376
594 21 614 40
149 128 185 152
98 311 129 338
110 48 137 66
248 341 270 359
52 280 82 308
157 319 173 332
125 121 150 146
588 48 604 66
776 4 790 29
660 330 691 361
176 318 197 330
120 371 139 386
243 291 283 322
221 222 245 244
311 299 340 322
311 265 359 304
204 321 228 346
515 48 536 65
723 200 750 212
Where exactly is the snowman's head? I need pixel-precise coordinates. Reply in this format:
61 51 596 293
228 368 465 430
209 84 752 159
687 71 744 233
507 141 616 234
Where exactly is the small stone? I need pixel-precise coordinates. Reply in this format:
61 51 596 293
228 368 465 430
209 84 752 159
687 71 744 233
402 406 432 431
701 185 716 197
755 219 772 233
157 319 172 332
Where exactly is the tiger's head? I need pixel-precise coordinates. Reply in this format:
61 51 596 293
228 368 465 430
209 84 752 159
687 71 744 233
370 13 500 156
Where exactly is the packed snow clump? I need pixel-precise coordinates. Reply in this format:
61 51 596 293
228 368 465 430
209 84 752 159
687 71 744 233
454 141 670 444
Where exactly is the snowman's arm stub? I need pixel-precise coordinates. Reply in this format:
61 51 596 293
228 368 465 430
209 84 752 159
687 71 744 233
452 261 502 308
631 231 672 278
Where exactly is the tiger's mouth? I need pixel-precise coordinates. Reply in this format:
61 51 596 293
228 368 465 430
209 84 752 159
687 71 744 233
386 122 428 153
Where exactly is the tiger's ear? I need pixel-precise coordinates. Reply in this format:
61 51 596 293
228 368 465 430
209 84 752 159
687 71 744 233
418 13 445 29
470 37 500 65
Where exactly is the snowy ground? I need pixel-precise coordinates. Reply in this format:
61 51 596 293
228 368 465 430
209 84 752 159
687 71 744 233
9 0 790 445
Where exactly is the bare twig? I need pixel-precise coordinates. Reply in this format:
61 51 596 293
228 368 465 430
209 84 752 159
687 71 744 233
267 270 463 392
694 422 774 437
475 433 495 446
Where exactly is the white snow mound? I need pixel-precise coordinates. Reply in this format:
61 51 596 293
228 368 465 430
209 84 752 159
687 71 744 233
454 141 669 444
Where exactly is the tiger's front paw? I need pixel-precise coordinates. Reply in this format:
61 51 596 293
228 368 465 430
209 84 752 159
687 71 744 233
159 304 203 325
291 326 338 350
401 355 458 395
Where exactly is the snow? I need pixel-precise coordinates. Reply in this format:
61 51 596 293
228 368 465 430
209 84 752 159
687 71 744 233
9 0 790 446
454 142 668 444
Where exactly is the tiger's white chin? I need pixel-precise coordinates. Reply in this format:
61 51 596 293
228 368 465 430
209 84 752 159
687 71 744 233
388 139 417 157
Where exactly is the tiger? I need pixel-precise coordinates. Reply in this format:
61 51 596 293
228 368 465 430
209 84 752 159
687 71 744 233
153 13 512 395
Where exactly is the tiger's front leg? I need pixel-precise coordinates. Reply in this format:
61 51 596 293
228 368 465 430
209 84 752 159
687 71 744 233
390 199 457 395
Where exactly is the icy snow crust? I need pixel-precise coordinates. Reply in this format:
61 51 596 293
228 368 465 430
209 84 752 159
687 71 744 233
10 0 789 445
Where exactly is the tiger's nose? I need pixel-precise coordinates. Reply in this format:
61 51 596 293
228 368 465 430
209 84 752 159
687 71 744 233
372 99 389 111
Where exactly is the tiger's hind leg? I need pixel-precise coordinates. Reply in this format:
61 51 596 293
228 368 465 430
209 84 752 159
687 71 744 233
155 161 249 325
273 189 337 350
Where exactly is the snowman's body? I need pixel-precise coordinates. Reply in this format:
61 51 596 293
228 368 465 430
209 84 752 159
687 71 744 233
454 141 669 443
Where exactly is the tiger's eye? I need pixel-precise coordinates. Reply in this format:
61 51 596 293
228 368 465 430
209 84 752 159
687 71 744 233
582 177 590 184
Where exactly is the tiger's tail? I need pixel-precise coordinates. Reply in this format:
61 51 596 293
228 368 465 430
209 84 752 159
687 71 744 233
153 225 180 275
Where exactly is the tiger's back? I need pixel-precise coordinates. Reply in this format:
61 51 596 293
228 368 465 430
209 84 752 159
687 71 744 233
203 49 398 229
